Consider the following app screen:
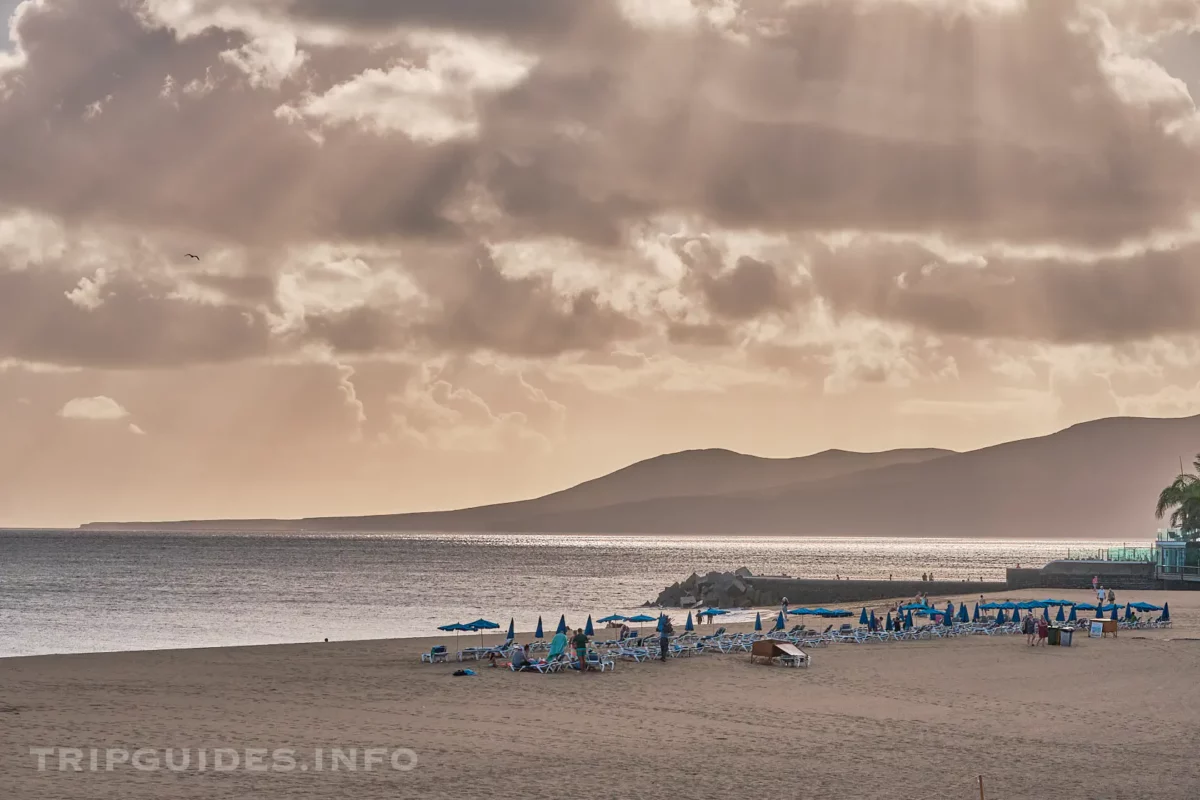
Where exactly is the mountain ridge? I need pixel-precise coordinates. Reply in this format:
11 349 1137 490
78 414 1200 538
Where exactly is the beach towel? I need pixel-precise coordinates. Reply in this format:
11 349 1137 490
547 632 568 661
452 668 476 676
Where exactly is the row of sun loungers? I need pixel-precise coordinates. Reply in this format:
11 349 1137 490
420 613 1173 666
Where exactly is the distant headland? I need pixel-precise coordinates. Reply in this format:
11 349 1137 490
79 414 1200 540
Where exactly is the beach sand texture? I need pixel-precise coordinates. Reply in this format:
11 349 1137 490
1 589 1196 800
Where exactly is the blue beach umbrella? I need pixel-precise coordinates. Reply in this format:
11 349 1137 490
556 614 569 635
1110 605 1119 620
534 616 544 639
1067 606 1077 622
1042 606 1050 622
685 612 694 632
885 612 893 632
905 610 914 629
437 621 471 650
958 603 970 623
585 615 595 636
996 609 1007 625
943 607 953 627
1162 602 1171 622
597 614 626 623
656 614 665 632
506 618 515 640
775 611 786 631
859 607 869 626
1123 603 1132 621
869 609 878 630
1012 609 1021 624
972 603 980 622
1074 602 1097 612
627 613 656 633
466 618 499 648
754 612 763 632
1055 606 1065 622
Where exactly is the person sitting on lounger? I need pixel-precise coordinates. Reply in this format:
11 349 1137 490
510 644 533 671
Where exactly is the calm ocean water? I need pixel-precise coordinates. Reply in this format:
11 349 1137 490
0 531 1136 658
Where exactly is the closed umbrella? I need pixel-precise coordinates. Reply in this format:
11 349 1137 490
1162 602 1171 622
1110 605 1119 621
972 603 980 622
869 609 878 631
1042 606 1050 622
904 610 914 629
859 607 869 626
685 612 694 632
774 611 785 631
943 606 953 627
958 603 970 623
1055 606 1065 622
585 615 595 636
885 612 893 632
556 614 568 635
1123 603 1132 621
1067 606 1077 622
996 609 1007 625
534 616 544 639
506 618 515 641
754 612 763 632
1012 609 1021 624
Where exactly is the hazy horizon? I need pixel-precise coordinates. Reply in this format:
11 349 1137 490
5 1 1200 527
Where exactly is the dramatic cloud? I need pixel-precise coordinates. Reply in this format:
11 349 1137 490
5 0 1200 526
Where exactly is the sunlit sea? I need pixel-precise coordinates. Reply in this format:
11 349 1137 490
0 530 1137 658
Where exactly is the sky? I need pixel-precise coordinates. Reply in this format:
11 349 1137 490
4 0 1200 527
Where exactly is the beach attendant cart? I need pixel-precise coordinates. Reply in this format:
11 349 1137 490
750 639 809 668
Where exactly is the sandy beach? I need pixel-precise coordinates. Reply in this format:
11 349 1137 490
1 588 1196 800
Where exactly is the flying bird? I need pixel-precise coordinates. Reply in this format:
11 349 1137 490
185 253 200 260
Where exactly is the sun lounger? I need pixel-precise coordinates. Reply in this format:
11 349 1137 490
585 650 616 672
420 645 449 663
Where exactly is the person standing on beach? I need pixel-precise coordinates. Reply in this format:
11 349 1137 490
572 628 590 673
781 597 789 617
1023 613 1035 646
1092 575 1099 591
1036 617 1049 647
659 616 674 662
